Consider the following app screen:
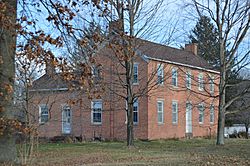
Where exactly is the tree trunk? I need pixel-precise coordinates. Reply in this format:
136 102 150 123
127 101 134 146
0 0 17 163
126 60 134 147
245 125 249 139
216 27 226 145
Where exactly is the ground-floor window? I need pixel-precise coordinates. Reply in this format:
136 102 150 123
133 99 139 123
91 100 102 124
210 104 215 123
157 100 164 123
198 103 204 124
172 101 178 124
39 104 49 123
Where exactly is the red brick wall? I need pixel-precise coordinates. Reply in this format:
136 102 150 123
147 60 219 139
30 54 219 140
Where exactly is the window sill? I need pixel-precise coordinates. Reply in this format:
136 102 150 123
158 122 164 125
172 122 178 125
133 83 139 85
91 122 102 126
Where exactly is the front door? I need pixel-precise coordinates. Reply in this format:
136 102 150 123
62 106 71 134
186 103 192 133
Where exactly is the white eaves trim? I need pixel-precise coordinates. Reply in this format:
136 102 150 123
29 88 68 92
144 55 220 74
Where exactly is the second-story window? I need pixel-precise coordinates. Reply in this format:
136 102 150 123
209 76 214 94
198 73 204 91
133 63 139 84
172 68 178 87
186 71 192 89
157 64 164 85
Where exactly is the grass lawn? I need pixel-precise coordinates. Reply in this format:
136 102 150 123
31 138 250 166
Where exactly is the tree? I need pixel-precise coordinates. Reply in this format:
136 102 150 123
0 0 18 163
189 15 220 69
191 0 250 145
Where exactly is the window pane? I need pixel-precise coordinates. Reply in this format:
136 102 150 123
198 104 204 123
157 65 164 84
92 101 102 123
172 102 178 123
210 105 214 123
172 69 177 86
133 99 138 123
186 72 191 89
133 64 138 83
40 105 49 123
157 101 163 123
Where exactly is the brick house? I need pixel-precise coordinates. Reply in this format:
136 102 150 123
29 39 220 140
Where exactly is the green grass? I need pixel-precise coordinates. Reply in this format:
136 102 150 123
32 139 250 166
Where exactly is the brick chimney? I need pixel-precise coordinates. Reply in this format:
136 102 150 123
185 43 198 56
45 61 55 76
109 19 124 35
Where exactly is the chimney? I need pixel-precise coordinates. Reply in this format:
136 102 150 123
109 19 124 35
185 43 198 56
45 61 55 76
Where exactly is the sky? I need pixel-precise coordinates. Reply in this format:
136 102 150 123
17 0 250 74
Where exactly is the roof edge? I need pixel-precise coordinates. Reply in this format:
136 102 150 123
29 88 68 92
145 55 220 74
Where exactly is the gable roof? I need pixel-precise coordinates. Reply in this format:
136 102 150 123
31 38 218 91
135 39 215 71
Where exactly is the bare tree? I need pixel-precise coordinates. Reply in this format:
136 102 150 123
189 0 250 145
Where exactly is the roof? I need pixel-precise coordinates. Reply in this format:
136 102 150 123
31 74 69 91
31 38 217 91
135 39 214 71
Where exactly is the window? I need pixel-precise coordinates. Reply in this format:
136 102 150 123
172 68 178 87
133 63 139 84
91 100 102 124
157 101 164 123
198 103 204 124
186 71 192 89
209 76 214 94
133 99 139 123
172 101 178 124
157 64 164 85
39 105 49 123
210 104 215 123
198 73 204 91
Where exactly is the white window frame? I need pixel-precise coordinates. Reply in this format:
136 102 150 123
133 63 139 84
172 101 178 124
157 64 164 85
133 99 139 124
209 76 215 94
91 100 102 124
157 100 164 124
198 73 204 91
186 71 192 89
39 104 49 124
210 104 215 123
198 103 204 124
172 68 178 87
